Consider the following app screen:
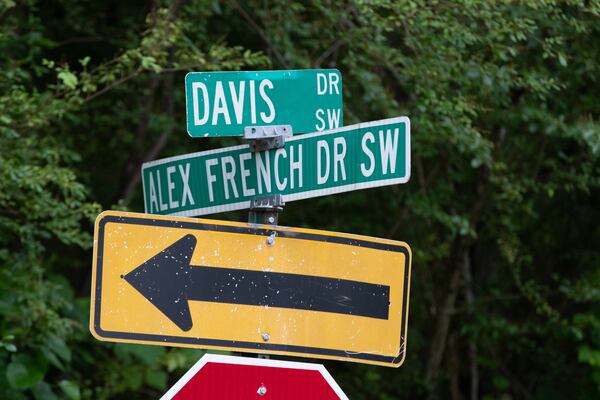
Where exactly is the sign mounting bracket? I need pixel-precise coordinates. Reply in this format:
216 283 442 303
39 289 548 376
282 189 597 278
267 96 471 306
248 194 285 226
244 125 292 152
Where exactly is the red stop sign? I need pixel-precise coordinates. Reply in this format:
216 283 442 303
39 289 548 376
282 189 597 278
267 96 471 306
161 354 348 400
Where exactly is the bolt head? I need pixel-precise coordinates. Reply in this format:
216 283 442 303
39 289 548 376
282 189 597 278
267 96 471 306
262 332 270 341
266 236 275 246
257 385 267 395
267 216 275 224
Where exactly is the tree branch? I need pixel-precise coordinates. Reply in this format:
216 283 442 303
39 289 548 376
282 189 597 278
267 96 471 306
230 0 289 68
425 173 489 392
463 249 479 400
115 76 161 203
314 39 346 67
115 0 187 203
448 333 462 400
82 67 143 104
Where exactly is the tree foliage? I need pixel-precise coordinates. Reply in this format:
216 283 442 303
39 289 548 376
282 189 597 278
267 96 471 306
0 0 599 399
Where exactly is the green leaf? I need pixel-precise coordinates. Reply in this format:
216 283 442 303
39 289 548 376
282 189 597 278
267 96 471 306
79 57 90 67
140 56 161 72
558 53 567 67
578 346 600 367
115 343 164 364
48 335 71 363
4 343 17 352
0 1 17 11
58 380 80 400
6 353 48 389
145 369 168 390
32 382 58 400
58 70 78 89
41 347 64 371
122 368 144 390
41 58 55 68
493 376 509 390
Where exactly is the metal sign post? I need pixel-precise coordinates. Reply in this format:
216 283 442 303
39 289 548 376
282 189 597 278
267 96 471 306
246 126 288 362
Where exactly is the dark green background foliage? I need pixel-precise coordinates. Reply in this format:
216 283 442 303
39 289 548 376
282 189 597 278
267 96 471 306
1 0 599 398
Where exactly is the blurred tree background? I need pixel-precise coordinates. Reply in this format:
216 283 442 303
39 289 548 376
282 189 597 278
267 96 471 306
1 0 599 398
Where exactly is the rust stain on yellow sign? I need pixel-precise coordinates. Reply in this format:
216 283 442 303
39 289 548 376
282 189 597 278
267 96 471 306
90 211 411 367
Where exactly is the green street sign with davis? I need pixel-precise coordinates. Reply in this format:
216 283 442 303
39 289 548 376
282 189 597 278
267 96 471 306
142 116 410 217
185 69 343 137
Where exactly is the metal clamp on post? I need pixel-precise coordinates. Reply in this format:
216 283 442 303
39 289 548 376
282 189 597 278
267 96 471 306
244 125 292 152
248 194 285 225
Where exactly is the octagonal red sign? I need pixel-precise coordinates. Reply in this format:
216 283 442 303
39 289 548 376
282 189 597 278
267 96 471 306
161 354 348 400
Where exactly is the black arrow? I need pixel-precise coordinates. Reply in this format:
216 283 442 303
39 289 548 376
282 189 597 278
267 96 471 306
124 234 390 331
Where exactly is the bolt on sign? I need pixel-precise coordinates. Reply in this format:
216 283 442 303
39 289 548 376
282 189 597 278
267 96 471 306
185 69 343 137
142 116 410 217
161 354 348 400
90 211 412 367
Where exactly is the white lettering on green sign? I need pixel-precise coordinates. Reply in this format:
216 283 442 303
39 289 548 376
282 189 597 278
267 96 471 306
143 117 410 216
185 70 343 137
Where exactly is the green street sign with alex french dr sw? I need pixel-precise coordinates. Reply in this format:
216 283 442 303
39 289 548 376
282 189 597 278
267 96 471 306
142 117 410 217
185 69 343 137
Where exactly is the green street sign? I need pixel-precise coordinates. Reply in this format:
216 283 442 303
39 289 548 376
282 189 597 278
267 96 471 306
185 69 343 137
142 117 410 217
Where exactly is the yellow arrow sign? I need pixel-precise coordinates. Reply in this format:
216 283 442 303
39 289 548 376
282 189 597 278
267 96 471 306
90 211 412 367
